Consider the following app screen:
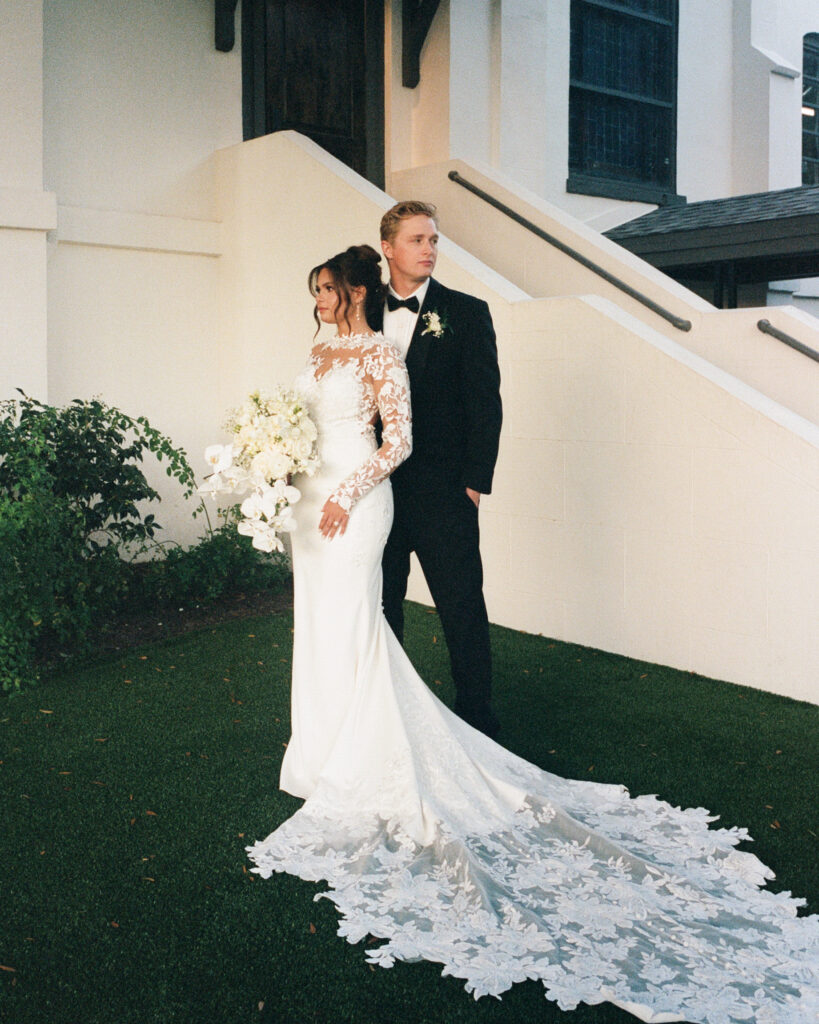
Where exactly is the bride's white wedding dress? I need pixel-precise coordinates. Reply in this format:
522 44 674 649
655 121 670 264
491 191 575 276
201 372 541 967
247 332 818 1023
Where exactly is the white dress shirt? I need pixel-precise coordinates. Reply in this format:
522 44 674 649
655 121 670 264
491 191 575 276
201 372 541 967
382 279 430 360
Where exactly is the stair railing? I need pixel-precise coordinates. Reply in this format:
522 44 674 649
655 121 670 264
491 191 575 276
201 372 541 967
448 170 693 332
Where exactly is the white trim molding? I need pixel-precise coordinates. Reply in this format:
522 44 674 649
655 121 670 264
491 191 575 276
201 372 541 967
0 188 57 231
56 206 223 256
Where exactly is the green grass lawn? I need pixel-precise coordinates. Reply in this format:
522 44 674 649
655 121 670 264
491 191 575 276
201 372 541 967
1 602 817 1024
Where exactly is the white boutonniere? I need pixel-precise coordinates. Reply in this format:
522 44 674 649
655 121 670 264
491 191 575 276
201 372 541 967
420 310 448 338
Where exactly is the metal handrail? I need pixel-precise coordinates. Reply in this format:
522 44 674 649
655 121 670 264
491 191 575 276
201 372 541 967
447 170 693 331
757 319 819 364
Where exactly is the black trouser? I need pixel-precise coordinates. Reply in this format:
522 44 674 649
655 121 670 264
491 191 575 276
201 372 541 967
382 485 498 737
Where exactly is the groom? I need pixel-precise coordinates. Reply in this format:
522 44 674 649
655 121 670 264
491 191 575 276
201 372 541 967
380 200 502 738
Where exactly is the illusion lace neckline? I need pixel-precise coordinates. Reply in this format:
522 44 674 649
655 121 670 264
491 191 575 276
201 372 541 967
319 332 383 350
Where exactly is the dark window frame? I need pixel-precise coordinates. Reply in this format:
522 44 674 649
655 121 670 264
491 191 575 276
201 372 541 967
567 0 682 205
803 33 819 187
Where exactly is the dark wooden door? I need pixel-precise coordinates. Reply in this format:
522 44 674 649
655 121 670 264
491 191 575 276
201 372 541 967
243 0 384 187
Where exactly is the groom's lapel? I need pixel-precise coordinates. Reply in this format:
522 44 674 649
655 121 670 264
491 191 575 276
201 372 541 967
405 278 443 381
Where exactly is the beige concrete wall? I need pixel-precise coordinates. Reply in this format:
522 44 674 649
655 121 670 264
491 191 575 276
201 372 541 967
390 158 819 427
217 133 818 704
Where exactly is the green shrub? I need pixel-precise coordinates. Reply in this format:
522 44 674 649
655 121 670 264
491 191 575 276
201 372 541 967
0 394 292 694
0 392 197 552
0 490 83 692
125 507 289 611
0 393 198 692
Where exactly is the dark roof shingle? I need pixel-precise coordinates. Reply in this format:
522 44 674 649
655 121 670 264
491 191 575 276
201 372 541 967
605 184 819 240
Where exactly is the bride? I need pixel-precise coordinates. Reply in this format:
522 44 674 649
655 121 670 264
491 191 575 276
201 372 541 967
247 245 818 1023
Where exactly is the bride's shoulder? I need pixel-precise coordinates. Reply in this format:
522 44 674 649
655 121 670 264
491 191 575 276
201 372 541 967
361 332 400 356
354 334 405 383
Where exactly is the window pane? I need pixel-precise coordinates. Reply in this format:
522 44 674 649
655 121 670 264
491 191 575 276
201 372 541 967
583 0 673 20
569 1 677 192
571 6 674 101
804 35 819 184
570 89 672 187
803 159 819 186
805 42 819 80
621 0 673 18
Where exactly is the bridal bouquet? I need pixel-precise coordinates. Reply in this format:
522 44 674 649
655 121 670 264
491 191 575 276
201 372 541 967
199 388 319 553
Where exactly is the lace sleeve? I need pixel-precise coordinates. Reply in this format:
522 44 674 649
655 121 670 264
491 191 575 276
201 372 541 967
329 340 412 513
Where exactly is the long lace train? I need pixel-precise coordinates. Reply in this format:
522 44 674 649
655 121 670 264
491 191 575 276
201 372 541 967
248 630 818 1023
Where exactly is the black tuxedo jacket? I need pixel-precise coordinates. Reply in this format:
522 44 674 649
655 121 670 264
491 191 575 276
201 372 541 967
390 277 502 499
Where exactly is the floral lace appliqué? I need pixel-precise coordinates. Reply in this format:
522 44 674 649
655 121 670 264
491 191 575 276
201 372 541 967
305 334 411 513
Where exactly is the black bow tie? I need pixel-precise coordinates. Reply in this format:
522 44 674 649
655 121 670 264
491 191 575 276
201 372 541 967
386 294 420 313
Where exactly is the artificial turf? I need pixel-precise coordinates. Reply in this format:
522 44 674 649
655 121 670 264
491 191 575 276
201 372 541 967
1 602 817 1024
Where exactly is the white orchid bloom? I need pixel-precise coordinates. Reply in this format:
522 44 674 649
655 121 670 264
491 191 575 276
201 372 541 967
204 444 234 473
240 492 265 521
238 520 274 552
237 518 284 553
274 507 297 533
197 476 223 498
259 485 283 521
221 463 251 494
266 478 301 506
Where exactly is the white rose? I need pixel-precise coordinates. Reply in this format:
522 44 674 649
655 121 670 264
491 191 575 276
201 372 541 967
292 437 314 461
251 449 291 482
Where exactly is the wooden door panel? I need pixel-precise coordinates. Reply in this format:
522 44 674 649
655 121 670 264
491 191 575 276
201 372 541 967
260 0 379 182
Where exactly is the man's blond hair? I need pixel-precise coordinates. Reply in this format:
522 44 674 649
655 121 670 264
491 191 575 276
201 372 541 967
380 201 438 244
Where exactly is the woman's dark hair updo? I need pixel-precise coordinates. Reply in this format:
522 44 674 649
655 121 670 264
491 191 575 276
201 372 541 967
309 244 387 335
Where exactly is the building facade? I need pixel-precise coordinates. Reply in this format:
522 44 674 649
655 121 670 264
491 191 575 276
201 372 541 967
1 0 817 701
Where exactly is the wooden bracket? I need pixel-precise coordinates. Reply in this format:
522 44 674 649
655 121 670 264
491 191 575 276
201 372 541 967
215 0 240 52
402 0 440 88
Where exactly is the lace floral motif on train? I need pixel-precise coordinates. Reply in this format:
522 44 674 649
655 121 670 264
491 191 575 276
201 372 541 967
248 783 819 1022
250 636 819 1022
301 333 411 513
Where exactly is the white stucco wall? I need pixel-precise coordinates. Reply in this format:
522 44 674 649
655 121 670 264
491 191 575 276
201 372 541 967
0 0 54 399
43 0 242 220
0 0 44 189
39 0 243 542
385 0 451 175
387 0 818 225
750 0 818 189
448 0 495 168
676 1 734 202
